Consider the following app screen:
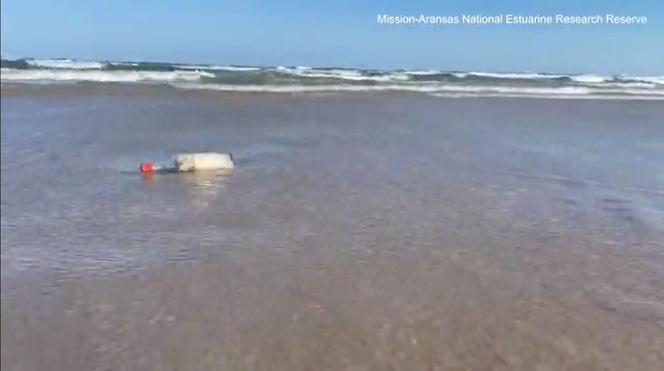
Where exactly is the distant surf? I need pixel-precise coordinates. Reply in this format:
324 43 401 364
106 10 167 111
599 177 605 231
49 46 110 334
2 58 662 100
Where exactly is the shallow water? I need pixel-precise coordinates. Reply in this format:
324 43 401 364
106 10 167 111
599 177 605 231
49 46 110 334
2 84 664 370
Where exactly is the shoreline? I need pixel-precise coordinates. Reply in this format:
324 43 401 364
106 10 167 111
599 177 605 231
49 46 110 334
3 82 664 101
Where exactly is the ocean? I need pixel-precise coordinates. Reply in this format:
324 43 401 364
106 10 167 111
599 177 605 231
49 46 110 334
1 59 664 370
2 57 663 99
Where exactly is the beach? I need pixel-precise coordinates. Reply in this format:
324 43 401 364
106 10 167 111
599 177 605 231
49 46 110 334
1 83 663 370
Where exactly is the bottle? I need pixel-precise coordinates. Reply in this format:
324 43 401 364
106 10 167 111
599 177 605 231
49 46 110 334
140 152 234 173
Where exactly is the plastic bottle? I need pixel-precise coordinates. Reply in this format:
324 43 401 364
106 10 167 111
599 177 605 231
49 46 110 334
140 153 234 173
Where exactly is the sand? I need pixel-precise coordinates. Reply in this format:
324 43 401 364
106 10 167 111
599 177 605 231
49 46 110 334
2 84 663 370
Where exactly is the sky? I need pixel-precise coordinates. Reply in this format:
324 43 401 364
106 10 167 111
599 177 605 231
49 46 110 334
1 0 663 74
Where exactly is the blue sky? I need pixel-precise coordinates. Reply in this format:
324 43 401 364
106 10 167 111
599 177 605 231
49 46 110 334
1 0 663 74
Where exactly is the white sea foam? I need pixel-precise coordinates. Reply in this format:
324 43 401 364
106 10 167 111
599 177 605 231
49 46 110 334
171 82 437 93
596 82 657 89
429 92 664 100
26 59 106 70
406 69 442 75
616 88 664 96
174 64 211 70
456 71 662 86
569 74 609 83
626 75 664 85
169 82 663 99
211 66 261 71
456 72 566 79
449 86 591 95
165 83 664 100
175 64 261 71
171 83 590 95
4 57 663 100
1 68 214 83
276 66 312 71
274 67 410 82
109 62 139 67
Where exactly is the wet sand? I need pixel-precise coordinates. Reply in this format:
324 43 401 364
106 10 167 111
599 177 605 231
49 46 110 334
2 84 664 370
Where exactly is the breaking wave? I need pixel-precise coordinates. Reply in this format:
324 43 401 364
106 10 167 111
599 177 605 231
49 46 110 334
26 58 106 70
1 68 214 82
1 58 662 100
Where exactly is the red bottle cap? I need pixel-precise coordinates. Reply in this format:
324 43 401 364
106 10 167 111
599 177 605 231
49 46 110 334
139 162 155 173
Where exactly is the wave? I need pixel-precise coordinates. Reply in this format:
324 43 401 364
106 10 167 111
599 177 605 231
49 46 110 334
170 82 664 99
624 75 664 85
2 57 663 100
405 69 442 75
109 62 139 67
273 66 410 82
594 81 658 89
172 83 436 93
569 74 609 83
175 64 261 72
26 58 106 70
429 92 664 100
450 72 660 85
453 72 619 84
1 68 214 82
456 71 566 80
